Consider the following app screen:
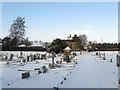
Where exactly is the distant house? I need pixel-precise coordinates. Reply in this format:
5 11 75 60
30 41 45 48
64 34 81 51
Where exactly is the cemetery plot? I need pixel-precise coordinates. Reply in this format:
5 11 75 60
0 51 118 88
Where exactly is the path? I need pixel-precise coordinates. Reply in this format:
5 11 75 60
59 52 118 88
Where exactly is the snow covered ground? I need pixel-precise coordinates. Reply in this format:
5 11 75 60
0 51 118 89
59 51 118 88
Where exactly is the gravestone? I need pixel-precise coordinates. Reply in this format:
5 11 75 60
110 59 112 62
103 53 106 60
36 53 38 59
20 51 23 58
42 66 48 73
117 54 120 67
5 55 8 60
99 52 101 58
34 54 36 60
22 71 30 79
34 68 40 71
30 54 33 62
96 52 98 55
38 70 42 74
38 53 40 59
27 56 29 62
10 54 14 60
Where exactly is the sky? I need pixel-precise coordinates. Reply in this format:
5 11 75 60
2 2 118 43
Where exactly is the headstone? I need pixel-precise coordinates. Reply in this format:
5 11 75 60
99 52 101 58
96 52 98 55
34 54 36 60
36 53 38 59
27 56 29 62
103 53 106 60
49 63 55 69
110 59 112 62
60 81 63 84
10 54 14 59
42 66 48 73
38 53 40 59
41 54 46 59
38 70 42 74
53 86 58 90
35 61 39 64
65 56 71 63
30 54 33 62
22 71 30 79
34 68 40 71
73 53 77 56
20 51 23 58
6 61 10 66
117 54 120 67
5 55 8 60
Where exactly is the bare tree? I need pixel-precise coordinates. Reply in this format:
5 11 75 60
79 34 87 46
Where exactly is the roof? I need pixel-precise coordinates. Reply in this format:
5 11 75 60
64 37 72 40
30 42 45 48
64 46 71 50
18 44 25 47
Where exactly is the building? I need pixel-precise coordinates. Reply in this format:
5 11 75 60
64 34 81 51
30 41 45 48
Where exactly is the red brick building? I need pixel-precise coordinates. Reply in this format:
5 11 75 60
65 34 81 51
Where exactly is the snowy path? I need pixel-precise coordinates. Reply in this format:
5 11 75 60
59 52 118 88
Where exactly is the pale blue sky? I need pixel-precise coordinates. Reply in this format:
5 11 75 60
2 2 118 43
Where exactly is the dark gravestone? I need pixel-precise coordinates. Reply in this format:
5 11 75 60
73 53 77 56
117 54 120 67
110 59 112 62
22 71 30 79
20 51 23 58
42 66 48 73
34 68 40 71
10 54 14 59
65 56 71 63
5 56 8 60
38 70 42 74
96 52 98 55
34 54 36 60
27 56 29 62
41 54 46 59
118 56 120 67
53 86 58 90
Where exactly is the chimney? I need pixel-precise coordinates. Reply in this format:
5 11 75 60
74 34 77 37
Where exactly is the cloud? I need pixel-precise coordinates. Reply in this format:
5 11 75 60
82 24 94 27
64 30 94 35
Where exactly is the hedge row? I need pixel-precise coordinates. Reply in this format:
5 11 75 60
2 47 46 51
